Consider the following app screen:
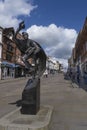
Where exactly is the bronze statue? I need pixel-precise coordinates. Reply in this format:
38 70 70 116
13 21 46 114
14 21 46 78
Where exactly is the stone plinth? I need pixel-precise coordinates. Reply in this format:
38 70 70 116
0 105 53 130
22 78 40 115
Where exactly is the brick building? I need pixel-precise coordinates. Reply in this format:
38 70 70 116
75 17 87 76
68 17 87 78
0 27 3 80
1 27 25 79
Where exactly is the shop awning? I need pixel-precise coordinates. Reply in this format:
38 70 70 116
2 61 19 68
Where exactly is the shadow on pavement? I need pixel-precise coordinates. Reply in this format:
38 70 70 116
9 99 22 107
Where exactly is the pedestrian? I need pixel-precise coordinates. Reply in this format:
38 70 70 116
43 69 48 78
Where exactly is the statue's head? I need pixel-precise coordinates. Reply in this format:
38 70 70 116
22 32 28 40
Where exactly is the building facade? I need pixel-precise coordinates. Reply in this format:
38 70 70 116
0 27 3 80
75 17 87 76
68 17 87 79
46 56 61 74
1 27 25 79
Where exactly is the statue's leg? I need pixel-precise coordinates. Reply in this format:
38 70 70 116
22 54 35 72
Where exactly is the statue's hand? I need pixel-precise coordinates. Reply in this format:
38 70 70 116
25 47 36 54
19 21 25 30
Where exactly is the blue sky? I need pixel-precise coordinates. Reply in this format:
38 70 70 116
0 0 87 67
25 0 87 32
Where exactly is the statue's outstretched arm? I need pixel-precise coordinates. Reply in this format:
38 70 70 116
14 21 25 40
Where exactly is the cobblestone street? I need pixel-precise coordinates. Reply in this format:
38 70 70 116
0 74 87 129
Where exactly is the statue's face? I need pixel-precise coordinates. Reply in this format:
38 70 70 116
23 33 28 40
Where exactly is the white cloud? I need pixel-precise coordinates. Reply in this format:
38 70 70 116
27 24 78 63
0 0 77 68
0 0 37 28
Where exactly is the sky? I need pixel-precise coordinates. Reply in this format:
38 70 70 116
0 0 87 67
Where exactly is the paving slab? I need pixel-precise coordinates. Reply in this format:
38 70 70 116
0 105 53 130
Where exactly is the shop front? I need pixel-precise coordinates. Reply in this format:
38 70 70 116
1 61 16 79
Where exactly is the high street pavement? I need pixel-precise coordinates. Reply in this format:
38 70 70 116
0 74 87 130
0 77 28 118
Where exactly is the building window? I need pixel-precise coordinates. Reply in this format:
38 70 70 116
85 41 87 51
85 61 87 72
82 44 86 54
6 53 12 61
7 44 13 52
0 28 2 43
